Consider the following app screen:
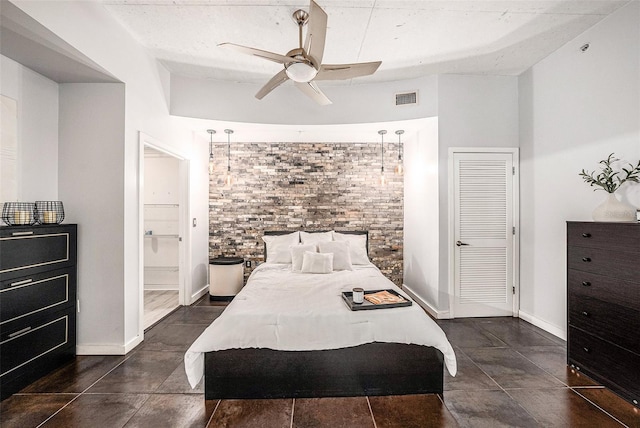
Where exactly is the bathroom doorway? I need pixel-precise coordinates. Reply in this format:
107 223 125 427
139 133 189 331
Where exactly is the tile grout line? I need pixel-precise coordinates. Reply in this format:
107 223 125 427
517 319 567 347
27 305 219 426
34 353 138 428
512 348 573 387
452 322 628 426
290 398 295 428
365 396 378 428
205 399 221 427
486 325 624 426
120 394 154 428
34 394 81 428
571 388 629 428
454 332 547 427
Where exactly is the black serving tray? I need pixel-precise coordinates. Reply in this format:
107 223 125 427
342 289 412 311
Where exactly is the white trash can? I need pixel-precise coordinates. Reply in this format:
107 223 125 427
209 257 244 301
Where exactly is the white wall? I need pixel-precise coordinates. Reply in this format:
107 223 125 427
59 83 126 350
403 118 440 313
13 0 199 353
1 55 58 202
144 156 180 205
187 131 211 301
436 74 520 313
170 74 438 125
519 1 640 338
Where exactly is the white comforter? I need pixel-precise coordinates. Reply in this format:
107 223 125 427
184 263 457 388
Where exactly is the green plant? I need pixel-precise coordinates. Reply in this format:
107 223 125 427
579 153 640 193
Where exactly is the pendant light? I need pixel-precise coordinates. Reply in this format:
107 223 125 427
378 130 387 185
207 129 216 174
394 130 404 175
224 129 234 186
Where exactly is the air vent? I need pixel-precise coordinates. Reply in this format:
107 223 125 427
395 91 418 106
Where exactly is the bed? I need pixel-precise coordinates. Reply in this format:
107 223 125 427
185 231 456 399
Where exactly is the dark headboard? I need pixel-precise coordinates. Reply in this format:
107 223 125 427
263 230 369 261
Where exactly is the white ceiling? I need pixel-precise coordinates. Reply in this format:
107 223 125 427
101 0 628 85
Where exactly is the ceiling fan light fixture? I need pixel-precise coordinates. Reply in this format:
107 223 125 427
220 0 381 105
285 61 318 83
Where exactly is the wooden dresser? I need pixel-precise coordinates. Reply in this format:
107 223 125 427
0 224 77 399
567 221 639 406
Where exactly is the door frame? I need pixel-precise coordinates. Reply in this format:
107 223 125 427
447 147 520 318
138 132 191 339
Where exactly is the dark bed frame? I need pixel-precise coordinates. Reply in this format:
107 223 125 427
203 230 445 400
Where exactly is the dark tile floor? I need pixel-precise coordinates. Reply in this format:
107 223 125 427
2 297 639 427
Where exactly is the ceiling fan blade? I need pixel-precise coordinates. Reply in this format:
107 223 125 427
256 69 289 100
294 81 332 105
218 42 299 65
315 61 382 80
304 0 328 66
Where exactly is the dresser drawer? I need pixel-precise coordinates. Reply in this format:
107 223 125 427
0 268 76 324
567 222 640 252
567 270 639 311
0 308 75 378
567 246 638 282
0 225 77 281
568 326 640 403
568 294 639 353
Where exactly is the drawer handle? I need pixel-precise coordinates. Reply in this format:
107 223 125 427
11 231 34 236
10 278 33 287
582 257 591 262
581 281 591 287
581 233 591 238
8 326 32 338
581 311 589 317
583 347 590 353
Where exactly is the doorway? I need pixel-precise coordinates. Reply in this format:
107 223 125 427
448 148 519 318
139 133 188 331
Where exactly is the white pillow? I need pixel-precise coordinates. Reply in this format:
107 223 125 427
317 241 353 271
262 232 300 263
290 244 317 271
332 232 369 265
301 251 333 274
300 231 333 246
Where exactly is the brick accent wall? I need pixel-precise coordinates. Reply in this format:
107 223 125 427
209 142 404 285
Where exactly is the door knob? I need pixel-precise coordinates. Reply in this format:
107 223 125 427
456 241 469 247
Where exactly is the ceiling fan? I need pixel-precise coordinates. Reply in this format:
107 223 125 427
219 0 382 106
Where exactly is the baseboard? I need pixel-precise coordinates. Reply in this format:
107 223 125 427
519 310 566 341
77 344 127 355
402 284 451 319
190 284 209 304
76 334 143 355
124 334 144 353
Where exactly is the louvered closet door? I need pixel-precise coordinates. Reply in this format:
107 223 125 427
453 152 514 317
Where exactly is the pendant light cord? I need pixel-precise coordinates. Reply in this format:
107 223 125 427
207 129 215 160
396 129 404 161
224 129 234 173
378 130 387 173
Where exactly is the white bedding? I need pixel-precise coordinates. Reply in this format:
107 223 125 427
184 262 457 388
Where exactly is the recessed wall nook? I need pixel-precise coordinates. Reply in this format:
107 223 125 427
208 141 404 285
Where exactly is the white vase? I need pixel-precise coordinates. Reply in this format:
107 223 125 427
592 192 636 222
